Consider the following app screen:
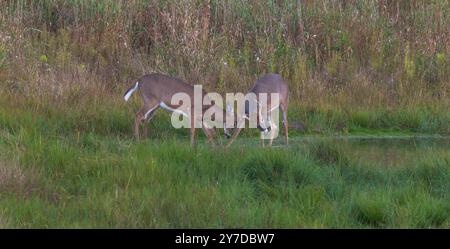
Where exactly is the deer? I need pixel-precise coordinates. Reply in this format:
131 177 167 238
123 73 233 146
225 73 289 148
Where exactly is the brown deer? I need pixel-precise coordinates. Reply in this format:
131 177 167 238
123 73 233 146
225 73 289 147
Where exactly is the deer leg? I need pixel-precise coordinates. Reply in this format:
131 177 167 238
268 126 278 147
142 122 148 139
225 119 245 148
142 104 159 139
134 112 142 141
260 132 265 147
225 127 242 148
268 127 275 147
202 123 216 147
264 114 275 147
279 102 289 146
190 117 196 147
135 102 159 141
282 108 288 146
190 127 196 147
258 112 271 147
142 112 154 139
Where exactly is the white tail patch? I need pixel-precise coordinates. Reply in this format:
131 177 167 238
124 82 139 102
159 102 189 117
143 104 160 121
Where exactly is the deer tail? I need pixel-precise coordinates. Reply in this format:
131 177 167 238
123 81 139 102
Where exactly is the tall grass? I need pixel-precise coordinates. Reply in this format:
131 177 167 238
0 1 448 117
0 1 449 135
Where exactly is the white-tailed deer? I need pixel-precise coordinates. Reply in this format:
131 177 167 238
123 73 232 146
225 73 289 147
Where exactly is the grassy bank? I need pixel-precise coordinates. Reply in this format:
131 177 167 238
0 100 449 228
0 109 449 228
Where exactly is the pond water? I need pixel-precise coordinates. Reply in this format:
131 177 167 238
327 136 449 167
264 135 450 166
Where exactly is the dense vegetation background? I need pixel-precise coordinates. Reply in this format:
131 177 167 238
0 0 449 134
0 0 449 228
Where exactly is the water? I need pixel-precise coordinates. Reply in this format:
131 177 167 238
239 135 450 167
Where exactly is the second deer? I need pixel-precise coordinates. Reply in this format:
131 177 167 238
225 73 289 147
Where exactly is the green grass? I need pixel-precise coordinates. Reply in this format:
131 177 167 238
0 104 448 228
